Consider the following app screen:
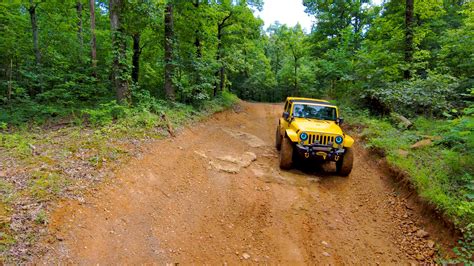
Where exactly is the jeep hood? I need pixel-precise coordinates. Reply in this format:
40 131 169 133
290 118 343 135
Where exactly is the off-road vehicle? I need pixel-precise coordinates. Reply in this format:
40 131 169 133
275 97 354 176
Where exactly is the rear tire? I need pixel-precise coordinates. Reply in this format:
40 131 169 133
279 137 293 169
275 126 282 150
336 148 354 176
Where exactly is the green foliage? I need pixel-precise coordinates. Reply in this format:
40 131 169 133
0 0 259 119
0 132 33 158
0 0 472 260
82 101 128 126
363 73 460 117
451 223 474 264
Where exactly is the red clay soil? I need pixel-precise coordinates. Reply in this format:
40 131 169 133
38 102 457 264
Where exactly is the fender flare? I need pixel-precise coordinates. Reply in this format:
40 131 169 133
343 134 354 148
285 129 299 142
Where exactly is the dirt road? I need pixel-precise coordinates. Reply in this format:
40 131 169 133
39 102 454 264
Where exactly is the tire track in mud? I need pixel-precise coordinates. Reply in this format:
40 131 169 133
37 102 455 264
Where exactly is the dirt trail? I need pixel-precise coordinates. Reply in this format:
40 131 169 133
39 102 455 264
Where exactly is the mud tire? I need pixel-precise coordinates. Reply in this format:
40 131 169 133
336 148 354 176
275 126 282 150
279 137 293 169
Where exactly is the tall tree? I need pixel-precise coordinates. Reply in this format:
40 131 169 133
215 11 232 96
76 1 84 49
28 0 40 65
164 2 175 100
89 0 97 76
131 33 141 84
285 25 306 95
109 0 130 103
404 0 414 79
124 2 160 85
193 0 202 58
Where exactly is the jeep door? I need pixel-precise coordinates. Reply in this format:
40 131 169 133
279 100 292 136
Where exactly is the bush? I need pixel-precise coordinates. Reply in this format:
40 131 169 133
82 101 129 126
362 73 460 117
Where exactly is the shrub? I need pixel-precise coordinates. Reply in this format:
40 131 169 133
362 73 460 117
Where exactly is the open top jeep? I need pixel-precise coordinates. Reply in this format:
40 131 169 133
275 97 354 176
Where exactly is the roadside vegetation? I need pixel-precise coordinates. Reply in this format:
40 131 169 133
340 102 473 263
0 0 472 263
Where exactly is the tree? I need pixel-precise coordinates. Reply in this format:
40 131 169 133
164 2 175 101
90 0 97 76
265 24 310 97
215 10 232 96
76 1 83 50
404 0 414 79
28 0 41 65
284 24 306 95
110 0 130 103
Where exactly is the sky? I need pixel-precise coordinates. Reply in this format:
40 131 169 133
255 0 383 33
256 0 313 32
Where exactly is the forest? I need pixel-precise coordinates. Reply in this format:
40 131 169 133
0 0 472 118
0 0 473 262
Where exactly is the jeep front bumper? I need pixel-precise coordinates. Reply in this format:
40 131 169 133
295 144 345 161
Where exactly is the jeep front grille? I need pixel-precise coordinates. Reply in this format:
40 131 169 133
308 134 335 145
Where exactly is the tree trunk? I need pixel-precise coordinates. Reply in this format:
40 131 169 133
294 57 298 95
214 13 232 97
194 0 202 58
76 2 83 49
8 59 13 101
404 0 414 79
109 0 130 103
164 2 175 101
132 33 141 84
214 38 222 97
90 0 97 76
28 1 40 65
219 67 225 92
352 1 362 49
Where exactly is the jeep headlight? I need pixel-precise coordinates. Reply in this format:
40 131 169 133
300 132 308 141
335 135 343 144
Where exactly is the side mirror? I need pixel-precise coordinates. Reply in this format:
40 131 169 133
337 117 344 125
283 112 290 119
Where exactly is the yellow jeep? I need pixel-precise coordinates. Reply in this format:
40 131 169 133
275 97 354 176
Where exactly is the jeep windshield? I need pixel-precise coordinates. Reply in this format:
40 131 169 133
292 103 337 121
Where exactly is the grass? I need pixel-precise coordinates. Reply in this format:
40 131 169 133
0 91 239 261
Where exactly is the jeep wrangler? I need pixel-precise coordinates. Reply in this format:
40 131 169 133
275 97 354 176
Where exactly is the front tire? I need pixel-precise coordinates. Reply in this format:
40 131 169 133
279 137 293 169
275 126 282 150
336 148 354 176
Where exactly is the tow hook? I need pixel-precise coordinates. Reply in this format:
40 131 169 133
304 152 310 158
316 152 327 160
334 155 340 161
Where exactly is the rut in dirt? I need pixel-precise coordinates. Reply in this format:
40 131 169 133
38 102 455 264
